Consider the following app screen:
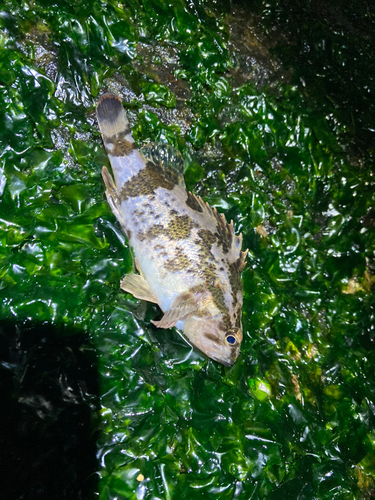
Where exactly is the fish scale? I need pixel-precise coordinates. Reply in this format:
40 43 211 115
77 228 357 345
97 93 247 366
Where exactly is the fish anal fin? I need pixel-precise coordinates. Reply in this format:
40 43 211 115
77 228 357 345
121 273 159 304
151 292 197 329
102 166 117 193
101 166 127 229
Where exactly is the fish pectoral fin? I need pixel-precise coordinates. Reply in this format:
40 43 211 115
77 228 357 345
120 273 159 304
151 293 197 329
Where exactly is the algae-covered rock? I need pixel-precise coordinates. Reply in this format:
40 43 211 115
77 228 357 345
0 1 374 499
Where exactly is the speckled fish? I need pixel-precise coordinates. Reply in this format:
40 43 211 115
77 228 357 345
96 94 247 366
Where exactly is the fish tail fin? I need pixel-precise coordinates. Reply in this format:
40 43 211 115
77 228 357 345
97 94 146 190
96 94 135 156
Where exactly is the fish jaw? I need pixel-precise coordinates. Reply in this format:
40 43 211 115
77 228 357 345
182 314 242 366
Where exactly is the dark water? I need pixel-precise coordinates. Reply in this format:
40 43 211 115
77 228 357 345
0 321 99 499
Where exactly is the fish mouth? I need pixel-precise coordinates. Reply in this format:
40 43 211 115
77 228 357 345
209 353 236 367
220 359 234 367
203 342 240 366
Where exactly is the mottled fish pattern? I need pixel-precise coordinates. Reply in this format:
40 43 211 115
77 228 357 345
96 94 247 366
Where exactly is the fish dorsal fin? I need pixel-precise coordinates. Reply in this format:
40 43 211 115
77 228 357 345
187 192 247 271
213 208 247 271
140 143 185 188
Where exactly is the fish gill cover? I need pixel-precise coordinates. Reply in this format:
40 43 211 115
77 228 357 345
0 0 374 499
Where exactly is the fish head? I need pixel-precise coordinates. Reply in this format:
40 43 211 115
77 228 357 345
183 314 242 366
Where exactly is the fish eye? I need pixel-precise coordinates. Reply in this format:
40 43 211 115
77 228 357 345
225 328 242 347
225 334 237 346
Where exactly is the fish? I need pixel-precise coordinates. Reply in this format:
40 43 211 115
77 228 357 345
96 93 247 366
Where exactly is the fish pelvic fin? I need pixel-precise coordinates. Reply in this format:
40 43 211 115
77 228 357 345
121 273 159 304
101 166 122 221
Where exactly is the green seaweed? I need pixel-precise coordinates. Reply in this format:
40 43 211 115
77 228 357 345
0 0 374 499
